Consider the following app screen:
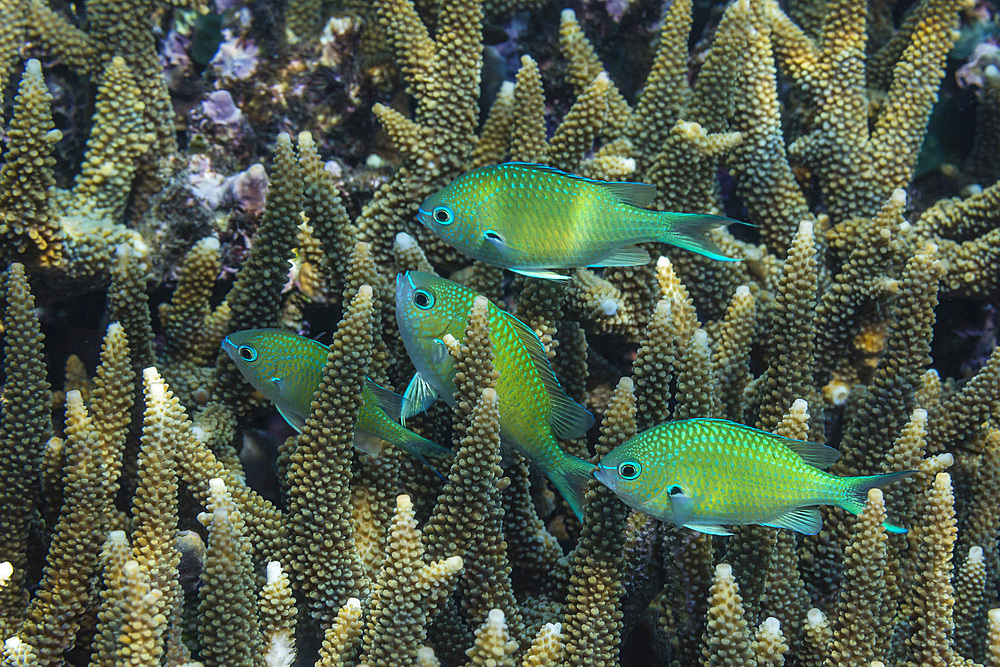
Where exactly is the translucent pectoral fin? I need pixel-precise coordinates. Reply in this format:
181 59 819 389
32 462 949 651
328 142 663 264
352 431 385 457
275 403 305 433
510 268 571 281
401 373 438 425
669 491 697 526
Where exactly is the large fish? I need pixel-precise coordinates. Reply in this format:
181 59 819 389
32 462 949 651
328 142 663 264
395 270 596 517
416 162 740 280
221 329 450 470
594 418 913 535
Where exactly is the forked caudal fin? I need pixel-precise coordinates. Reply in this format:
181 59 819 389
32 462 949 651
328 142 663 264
839 470 916 534
659 212 743 262
549 454 597 520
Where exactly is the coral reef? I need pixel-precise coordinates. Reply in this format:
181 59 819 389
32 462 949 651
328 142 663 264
2 0 1000 665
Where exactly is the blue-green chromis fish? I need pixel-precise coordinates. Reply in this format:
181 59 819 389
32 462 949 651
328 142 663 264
221 329 451 471
417 162 741 281
395 270 596 517
594 418 914 535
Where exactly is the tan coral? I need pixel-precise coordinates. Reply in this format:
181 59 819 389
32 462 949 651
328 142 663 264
316 597 363 667
464 609 518 667
358 495 464 664
0 61 63 267
0 263 52 637
260 561 297 667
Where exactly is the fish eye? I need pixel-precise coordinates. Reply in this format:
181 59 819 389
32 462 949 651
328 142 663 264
413 289 435 310
666 484 682 496
617 460 641 480
432 206 453 225
237 345 257 362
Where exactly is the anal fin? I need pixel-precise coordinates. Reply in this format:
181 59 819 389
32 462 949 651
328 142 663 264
590 244 650 268
510 268 571 281
761 506 823 535
683 523 734 536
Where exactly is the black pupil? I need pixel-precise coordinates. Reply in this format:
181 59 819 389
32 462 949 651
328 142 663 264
415 292 429 307
434 208 449 222
239 346 254 360
621 464 636 478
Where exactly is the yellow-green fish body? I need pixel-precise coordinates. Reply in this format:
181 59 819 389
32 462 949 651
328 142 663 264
417 162 739 280
595 419 912 535
221 329 450 467
395 271 596 516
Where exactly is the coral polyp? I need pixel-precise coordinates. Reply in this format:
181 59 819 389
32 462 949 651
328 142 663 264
1 0 999 664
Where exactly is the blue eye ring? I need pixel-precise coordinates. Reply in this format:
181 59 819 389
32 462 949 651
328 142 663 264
432 206 453 225
237 345 258 362
617 460 641 480
413 289 435 310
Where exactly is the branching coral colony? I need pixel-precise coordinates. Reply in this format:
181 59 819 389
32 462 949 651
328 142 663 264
1 0 1000 664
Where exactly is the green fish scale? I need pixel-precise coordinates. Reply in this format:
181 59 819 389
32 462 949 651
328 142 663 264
644 421 841 524
403 275 568 470
441 164 657 266
432 289 565 470
227 330 404 445
486 308 563 470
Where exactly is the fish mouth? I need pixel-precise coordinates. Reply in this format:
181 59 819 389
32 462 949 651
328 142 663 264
220 335 236 358
592 464 613 487
416 207 432 228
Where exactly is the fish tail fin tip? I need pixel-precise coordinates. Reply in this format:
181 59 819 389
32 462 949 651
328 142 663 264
840 470 916 532
659 213 741 262
550 454 595 520
395 433 452 480
397 433 453 460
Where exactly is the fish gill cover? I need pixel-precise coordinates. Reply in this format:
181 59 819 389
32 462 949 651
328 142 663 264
0 0 999 664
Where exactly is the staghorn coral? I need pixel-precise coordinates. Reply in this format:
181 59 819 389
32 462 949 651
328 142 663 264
702 562 755 666
0 61 63 268
198 478 261 667
0 264 51 637
561 377 634 665
358 495 464 665
825 488 891 665
0 56 153 286
4 0 1000 664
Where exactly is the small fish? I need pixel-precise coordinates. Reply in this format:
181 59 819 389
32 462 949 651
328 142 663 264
416 162 741 281
594 418 913 535
221 329 451 472
395 270 596 517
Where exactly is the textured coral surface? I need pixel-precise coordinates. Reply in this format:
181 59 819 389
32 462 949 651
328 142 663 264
2 0 1000 665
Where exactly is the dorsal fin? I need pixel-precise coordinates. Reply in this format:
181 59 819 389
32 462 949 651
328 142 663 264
502 309 595 439
504 162 657 207
780 438 840 470
600 181 657 207
364 378 404 421
692 418 840 469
